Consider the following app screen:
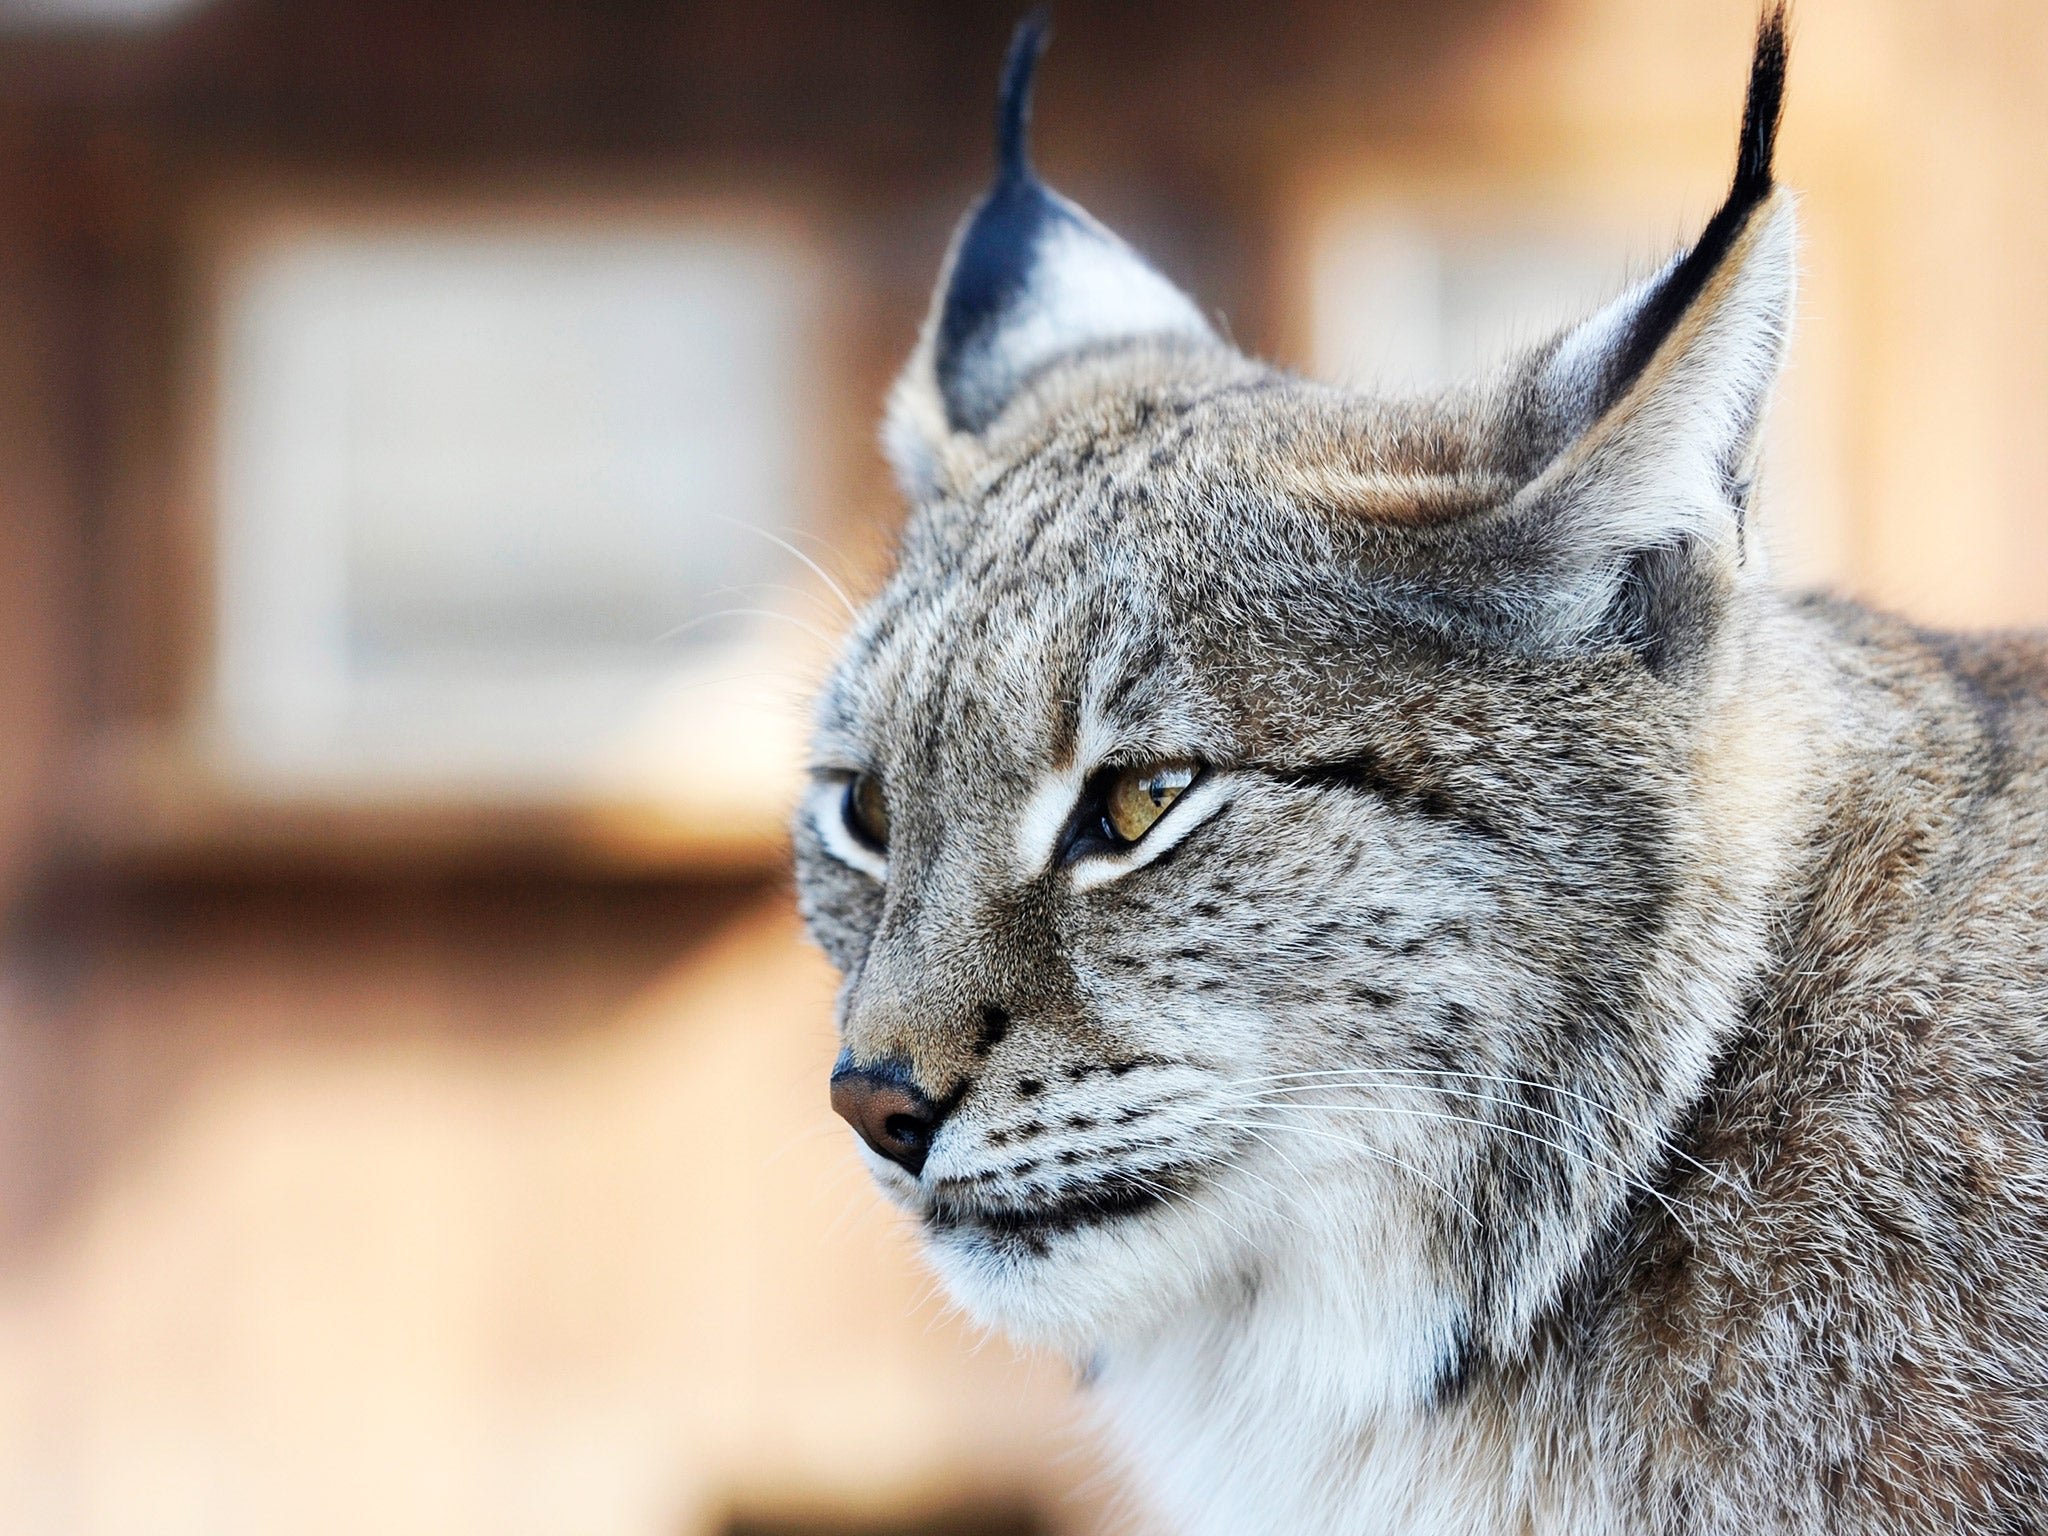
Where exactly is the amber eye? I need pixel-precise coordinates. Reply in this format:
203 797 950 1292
843 773 891 852
1103 763 1198 845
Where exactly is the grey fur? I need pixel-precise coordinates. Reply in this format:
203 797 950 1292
793 13 2048 1533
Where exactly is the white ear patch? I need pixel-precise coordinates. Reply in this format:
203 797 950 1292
806 777 887 883
1540 252 1679 407
968 201 1216 423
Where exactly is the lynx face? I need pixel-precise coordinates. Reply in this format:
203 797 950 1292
795 14 1796 1382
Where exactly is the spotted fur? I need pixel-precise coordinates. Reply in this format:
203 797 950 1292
792 11 2048 1532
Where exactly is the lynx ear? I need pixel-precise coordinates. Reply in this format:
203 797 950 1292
885 13 1218 498
1496 5 1794 650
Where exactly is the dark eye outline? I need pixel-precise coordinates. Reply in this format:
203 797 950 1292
1057 762 1204 864
841 772 890 853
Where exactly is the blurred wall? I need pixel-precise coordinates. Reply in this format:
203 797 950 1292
0 2 2045 1534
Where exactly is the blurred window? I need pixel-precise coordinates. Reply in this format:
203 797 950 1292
1305 201 1638 392
207 207 823 793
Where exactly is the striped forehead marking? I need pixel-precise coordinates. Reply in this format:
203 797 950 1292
1011 694 1119 877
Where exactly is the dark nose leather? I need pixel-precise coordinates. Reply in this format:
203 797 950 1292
831 1057 946 1176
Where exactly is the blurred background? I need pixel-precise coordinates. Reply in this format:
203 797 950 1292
0 0 2042 1532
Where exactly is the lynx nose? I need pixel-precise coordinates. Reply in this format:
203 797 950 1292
830 1056 946 1176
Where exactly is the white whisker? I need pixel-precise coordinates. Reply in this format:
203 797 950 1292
1211 1114 1482 1227
717 513 862 621
654 605 837 648
1239 1095 1702 1226
1229 1064 1732 1190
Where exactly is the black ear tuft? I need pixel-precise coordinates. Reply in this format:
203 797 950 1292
1573 4 1791 415
995 9 1051 185
934 14 1070 431
903 10 1215 445
1733 4 1790 205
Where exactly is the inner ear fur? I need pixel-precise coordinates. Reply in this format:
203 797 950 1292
1527 185 1796 662
1478 7 1796 658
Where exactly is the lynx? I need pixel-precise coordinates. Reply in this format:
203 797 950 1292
790 10 2048 1532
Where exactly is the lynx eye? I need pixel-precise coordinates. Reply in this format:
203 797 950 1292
1103 763 1198 845
843 772 891 852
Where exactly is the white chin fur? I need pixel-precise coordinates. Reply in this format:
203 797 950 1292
921 1166 1271 1352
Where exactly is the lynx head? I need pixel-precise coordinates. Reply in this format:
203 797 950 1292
795 10 1802 1391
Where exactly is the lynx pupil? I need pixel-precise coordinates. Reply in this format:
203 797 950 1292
1104 763 1197 845
844 773 890 851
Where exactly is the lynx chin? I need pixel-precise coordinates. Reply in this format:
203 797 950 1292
791 9 2048 1532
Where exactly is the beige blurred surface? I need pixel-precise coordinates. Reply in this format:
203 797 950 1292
0 886 1113 1535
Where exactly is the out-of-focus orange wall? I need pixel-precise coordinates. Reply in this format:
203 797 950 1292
0 882 1106 1534
1 3 2046 1534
